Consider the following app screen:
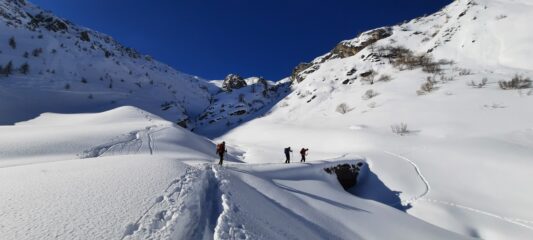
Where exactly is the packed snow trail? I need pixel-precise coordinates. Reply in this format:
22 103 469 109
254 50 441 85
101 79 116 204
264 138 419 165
123 164 225 240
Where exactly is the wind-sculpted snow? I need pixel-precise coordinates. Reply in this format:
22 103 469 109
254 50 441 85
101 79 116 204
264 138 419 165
0 106 471 240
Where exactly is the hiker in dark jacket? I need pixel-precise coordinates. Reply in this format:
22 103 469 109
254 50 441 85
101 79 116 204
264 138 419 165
216 141 227 165
300 148 309 163
284 147 292 164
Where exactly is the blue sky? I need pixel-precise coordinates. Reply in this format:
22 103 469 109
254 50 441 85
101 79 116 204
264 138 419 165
31 0 451 80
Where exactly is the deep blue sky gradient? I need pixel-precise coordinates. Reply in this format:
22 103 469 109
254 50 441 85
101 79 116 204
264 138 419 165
31 0 451 80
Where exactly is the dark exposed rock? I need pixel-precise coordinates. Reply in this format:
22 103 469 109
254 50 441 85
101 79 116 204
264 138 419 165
306 95 316 103
80 31 90 42
27 13 69 32
290 62 313 83
177 119 188 128
324 162 365 190
290 28 391 83
222 74 247 91
346 68 357 76
230 109 247 116
360 70 374 78
323 27 393 61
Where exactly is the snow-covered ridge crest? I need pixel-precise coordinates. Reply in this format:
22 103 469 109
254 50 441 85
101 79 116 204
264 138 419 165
290 0 533 84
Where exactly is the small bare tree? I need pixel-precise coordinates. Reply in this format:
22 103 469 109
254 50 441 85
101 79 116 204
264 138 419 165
8 36 16 49
336 103 352 114
19 62 29 74
468 78 488 88
362 89 379 100
391 123 409 136
377 74 392 82
499 75 531 90
417 76 438 95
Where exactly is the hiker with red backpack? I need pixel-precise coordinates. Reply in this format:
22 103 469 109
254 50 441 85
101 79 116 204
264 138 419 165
216 141 227 165
300 148 309 162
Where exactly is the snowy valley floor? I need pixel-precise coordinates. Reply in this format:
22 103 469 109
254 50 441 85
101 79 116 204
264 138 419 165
1 107 532 240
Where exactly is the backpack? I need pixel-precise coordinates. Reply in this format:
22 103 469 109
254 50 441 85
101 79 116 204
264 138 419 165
216 143 224 154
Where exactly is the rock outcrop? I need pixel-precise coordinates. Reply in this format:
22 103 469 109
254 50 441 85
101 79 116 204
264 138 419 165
290 27 392 83
324 162 365 190
222 74 247 92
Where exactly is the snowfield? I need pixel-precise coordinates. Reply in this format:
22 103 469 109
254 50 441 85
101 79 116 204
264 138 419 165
0 107 468 240
1 0 533 239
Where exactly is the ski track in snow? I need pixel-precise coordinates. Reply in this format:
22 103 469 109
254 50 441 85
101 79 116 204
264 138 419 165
78 125 160 158
79 110 170 158
382 151 431 204
383 151 533 231
121 164 251 240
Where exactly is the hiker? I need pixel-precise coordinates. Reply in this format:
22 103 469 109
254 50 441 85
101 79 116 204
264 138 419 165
284 147 292 164
216 141 227 165
300 148 309 163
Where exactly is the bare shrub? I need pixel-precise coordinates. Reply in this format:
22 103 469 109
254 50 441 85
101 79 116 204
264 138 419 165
362 89 379 100
495 15 507 20
422 61 441 74
336 103 353 114
8 36 16 49
417 76 438 95
499 75 532 90
468 78 488 88
391 123 409 136
377 45 442 73
19 62 29 74
32 48 43 57
457 68 472 76
279 102 289 108
438 59 454 65
377 74 392 82
440 75 455 83
0 61 13 76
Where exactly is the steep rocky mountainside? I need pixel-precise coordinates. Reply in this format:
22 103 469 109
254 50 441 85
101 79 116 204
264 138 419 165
0 0 212 125
193 74 291 137
282 0 532 118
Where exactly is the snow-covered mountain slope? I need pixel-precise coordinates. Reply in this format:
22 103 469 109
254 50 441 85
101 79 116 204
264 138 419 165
194 74 291 137
0 0 211 125
0 106 468 240
218 0 533 239
2 0 533 239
